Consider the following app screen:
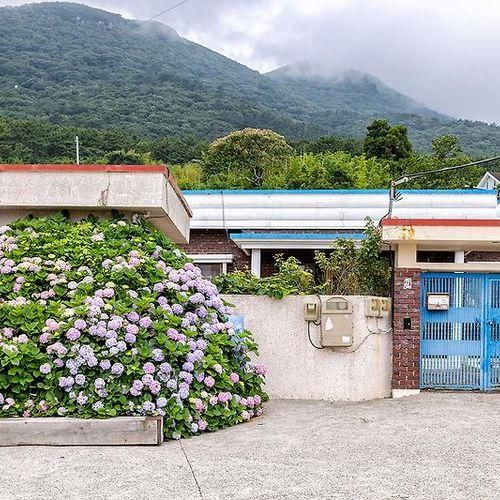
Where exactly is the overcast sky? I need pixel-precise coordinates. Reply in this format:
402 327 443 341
2 0 500 123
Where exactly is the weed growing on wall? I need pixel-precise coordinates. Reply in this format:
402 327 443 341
0 214 266 438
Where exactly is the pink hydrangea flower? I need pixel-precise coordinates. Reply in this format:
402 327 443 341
204 376 215 388
143 362 155 374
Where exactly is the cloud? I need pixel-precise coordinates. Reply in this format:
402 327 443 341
1 0 500 123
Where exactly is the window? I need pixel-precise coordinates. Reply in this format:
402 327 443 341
197 263 224 277
417 251 455 263
187 254 233 277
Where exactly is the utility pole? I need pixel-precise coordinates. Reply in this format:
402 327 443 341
75 136 80 165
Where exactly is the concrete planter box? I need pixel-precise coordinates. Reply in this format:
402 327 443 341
0 416 163 446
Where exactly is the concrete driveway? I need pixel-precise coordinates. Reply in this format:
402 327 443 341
1 393 499 500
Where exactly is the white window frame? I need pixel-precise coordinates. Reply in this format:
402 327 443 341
187 254 234 274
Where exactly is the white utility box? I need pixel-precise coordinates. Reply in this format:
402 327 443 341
427 293 450 311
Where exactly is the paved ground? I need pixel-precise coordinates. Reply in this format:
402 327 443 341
1 393 500 500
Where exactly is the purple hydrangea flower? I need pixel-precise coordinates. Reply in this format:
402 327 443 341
178 388 189 399
66 328 81 342
94 378 106 389
182 362 194 372
127 311 140 323
198 419 207 431
229 372 240 384
139 316 153 329
157 397 167 408
76 394 88 405
132 380 144 392
143 362 155 374
101 288 114 298
39 332 51 344
99 359 111 370
74 319 87 330
124 332 136 344
126 324 139 335
39 363 51 374
218 392 232 404
149 381 161 395
159 362 171 373
196 339 207 350
142 401 155 413
75 374 86 385
152 348 164 362
111 363 124 376
171 304 184 315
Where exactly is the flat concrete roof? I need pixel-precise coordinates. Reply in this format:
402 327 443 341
0 164 192 243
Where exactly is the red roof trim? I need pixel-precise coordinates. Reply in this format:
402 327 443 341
382 218 500 227
0 164 168 173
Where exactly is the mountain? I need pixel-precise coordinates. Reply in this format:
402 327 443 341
267 62 447 120
0 2 499 155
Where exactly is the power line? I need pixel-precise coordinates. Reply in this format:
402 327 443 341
118 0 192 35
387 155 500 217
10 0 193 90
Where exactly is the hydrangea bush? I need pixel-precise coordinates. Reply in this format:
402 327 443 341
0 214 267 438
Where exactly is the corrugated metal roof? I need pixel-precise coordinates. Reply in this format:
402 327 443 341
183 189 499 230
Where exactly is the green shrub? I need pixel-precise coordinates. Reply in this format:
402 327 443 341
213 256 314 299
0 214 267 438
314 219 391 296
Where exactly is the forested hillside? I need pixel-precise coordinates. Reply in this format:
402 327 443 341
0 2 499 155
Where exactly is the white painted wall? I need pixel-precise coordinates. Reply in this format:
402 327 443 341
223 295 392 402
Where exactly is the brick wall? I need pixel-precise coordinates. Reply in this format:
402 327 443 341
392 268 421 390
179 230 250 271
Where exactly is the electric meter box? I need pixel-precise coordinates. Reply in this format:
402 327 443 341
427 293 450 311
365 297 380 317
304 301 320 321
379 298 392 318
320 296 353 347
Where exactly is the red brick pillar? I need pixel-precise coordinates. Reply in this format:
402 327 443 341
392 268 421 390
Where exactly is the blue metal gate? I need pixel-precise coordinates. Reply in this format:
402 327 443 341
420 273 500 390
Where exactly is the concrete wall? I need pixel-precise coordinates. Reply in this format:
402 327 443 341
0 165 191 243
223 295 392 401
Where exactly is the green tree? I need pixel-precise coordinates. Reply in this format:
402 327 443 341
432 135 463 161
203 128 292 188
292 135 362 156
363 119 412 161
151 136 207 164
99 149 156 165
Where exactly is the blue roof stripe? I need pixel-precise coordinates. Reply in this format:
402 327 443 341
184 189 494 195
230 233 367 240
